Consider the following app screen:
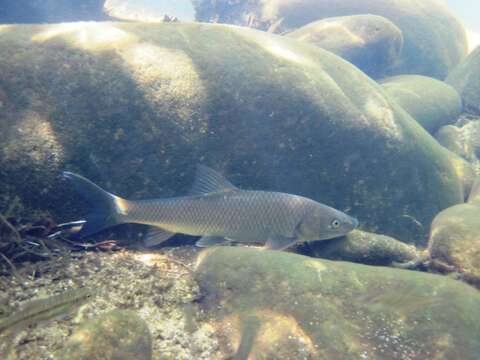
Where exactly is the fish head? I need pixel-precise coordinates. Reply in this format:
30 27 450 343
296 202 358 241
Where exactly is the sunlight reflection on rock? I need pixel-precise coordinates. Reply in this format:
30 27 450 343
118 42 207 129
4 111 63 165
31 22 135 50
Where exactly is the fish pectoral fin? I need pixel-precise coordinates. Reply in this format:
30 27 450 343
143 227 176 247
195 236 231 247
263 234 298 251
188 165 239 196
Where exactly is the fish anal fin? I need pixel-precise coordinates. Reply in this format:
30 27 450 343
188 165 238 196
264 234 298 251
143 227 176 247
196 236 231 247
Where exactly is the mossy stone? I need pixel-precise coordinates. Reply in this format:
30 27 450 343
428 202 480 288
0 22 463 245
308 229 419 266
195 0 468 79
56 309 152 360
380 75 462 134
195 247 480 359
447 46 480 115
286 15 403 79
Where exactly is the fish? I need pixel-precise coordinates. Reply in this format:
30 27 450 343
0 287 94 336
63 165 358 250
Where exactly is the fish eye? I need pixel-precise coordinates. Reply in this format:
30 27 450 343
331 219 340 228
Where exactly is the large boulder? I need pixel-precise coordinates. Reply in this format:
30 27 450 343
0 22 463 245
428 177 480 288
308 229 419 266
446 46 480 115
286 15 403 79
194 0 468 79
435 115 480 170
380 75 462 134
56 310 152 360
196 247 480 359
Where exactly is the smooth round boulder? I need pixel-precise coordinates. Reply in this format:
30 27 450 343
286 15 403 79
447 46 480 115
56 310 152 360
0 22 463 245
196 247 480 359
380 75 462 133
428 200 480 288
194 0 468 79
435 115 480 165
308 229 419 266
443 150 477 200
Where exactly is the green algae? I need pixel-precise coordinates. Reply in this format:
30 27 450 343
196 247 480 359
380 75 462 134
56 309 152 360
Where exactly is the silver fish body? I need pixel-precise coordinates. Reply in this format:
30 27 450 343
63 165 358 250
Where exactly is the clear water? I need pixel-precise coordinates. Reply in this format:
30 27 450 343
0 1 479 360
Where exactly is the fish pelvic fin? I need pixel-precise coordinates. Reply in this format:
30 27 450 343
263 234 298 251
144 227 176 247
63 172 129 238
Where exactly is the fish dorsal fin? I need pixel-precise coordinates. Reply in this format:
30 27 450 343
188 165 238 196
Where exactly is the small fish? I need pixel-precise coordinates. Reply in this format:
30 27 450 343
63 165 358 250
0 287 94 336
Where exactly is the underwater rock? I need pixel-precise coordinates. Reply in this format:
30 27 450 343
286 15 403 79
308 229 419 266
447 46 480 116
0 22 464 245
194 0 468 79
436 125 474 162
56 309 152 360
443 150 477 200
435 115 480 167
380 75 462 134
428 177 480 288
0 0 108 23
196 247 480 359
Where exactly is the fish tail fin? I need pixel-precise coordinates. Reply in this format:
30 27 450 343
63 171 129 238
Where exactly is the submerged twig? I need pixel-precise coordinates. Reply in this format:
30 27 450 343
0 253 23 282
0 214 22 244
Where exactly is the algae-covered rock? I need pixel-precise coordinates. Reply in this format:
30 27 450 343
435 115 480 171
195 247 480 359
447 46 480 115
308 229 419 266
0 22 463 245
194 0 468 79
428 204 480 288
380 75 462 133
436 125 474 161
56 309 152 360
444 149 477 200
286 15 403 79
428 176 480 288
